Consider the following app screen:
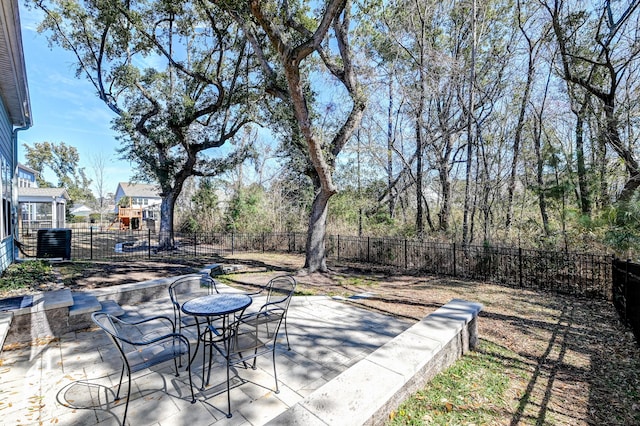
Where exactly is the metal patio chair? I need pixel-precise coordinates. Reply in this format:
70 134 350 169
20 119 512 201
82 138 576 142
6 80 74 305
91 312 195 425
168 274 220 337
211 276 296 418
244 275 297 350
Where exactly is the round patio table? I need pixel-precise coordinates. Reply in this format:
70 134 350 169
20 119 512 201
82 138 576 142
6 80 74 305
181 293 252 390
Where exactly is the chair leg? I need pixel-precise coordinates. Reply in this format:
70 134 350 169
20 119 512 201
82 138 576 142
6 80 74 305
205 334 215 386
226 355 232 418
284 315 291 350
115 364 126 401
186 347 196 404
272 347 280 394
121 365 132 425
251 349 258 369
200 334 207 391
171 335 186 374
190 320 202 368
173 356 180 377
177 326 184 368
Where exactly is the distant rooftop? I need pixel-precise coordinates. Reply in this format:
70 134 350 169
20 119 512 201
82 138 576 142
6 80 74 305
19 187 70 200
117 182 161 198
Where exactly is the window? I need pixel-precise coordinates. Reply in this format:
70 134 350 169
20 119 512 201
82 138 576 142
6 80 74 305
0 155 11 239
17 169 35 188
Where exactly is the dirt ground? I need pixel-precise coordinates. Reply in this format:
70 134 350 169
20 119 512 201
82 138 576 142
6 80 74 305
14 252 640 425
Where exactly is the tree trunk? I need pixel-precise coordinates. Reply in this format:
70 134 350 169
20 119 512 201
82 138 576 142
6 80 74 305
244 0 365 273
597 128 608 208
506 31 535 230
478 135 491 243
357 130 363 236
415 112 424 236
437 162 451 231
574 95 591 215
158 191 177 249
603 101 640 202
534 119 550 237
415 15 427 237
283 64 337 272
387 77 395 219
462 0 477 248
303 189 331 272
436 131 453 232
157 169 189 249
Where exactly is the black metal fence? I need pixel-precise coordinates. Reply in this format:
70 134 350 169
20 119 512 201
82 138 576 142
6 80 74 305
17 228 307 261
328 235 613 300
612 259 640 341
17 227 614 301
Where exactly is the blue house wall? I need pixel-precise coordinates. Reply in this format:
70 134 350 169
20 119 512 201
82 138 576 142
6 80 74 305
0 99 15 273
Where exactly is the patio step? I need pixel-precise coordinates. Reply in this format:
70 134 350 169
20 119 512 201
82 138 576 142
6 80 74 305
205 262 253 276
98 299 125 316
0 311 13 356
208 263 224 276
2 290 127 347
69 292 124 317
69 292 101 316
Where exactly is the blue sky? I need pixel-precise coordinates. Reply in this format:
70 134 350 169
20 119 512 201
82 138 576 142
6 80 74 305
18 7 133 196
15 5 350 197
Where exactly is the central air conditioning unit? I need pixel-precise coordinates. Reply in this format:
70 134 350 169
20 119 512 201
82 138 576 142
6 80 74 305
36 228 72 260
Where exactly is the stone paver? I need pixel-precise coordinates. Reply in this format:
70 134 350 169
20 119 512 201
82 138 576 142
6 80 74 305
0 292 413 425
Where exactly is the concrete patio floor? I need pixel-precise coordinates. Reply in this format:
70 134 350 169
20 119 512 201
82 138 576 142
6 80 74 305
0 289 413 425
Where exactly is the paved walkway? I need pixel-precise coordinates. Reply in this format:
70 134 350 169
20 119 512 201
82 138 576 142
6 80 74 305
0 292 412 425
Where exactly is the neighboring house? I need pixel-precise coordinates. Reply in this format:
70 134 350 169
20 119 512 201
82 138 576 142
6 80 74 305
19 187 70 230
16 163 69 232
0 0 32 272
17 162 37 188
113 182 161 229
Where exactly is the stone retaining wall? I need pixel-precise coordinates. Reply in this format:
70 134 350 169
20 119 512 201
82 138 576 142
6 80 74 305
1 265 219 348
266 299 482 426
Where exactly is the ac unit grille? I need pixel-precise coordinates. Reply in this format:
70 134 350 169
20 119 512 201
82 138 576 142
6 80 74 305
36 229 72 260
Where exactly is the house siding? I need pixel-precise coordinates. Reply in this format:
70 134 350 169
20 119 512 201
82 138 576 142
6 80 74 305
0 99 15 273
0 99 11 160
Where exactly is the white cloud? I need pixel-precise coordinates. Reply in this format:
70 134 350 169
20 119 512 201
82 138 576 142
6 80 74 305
19 6 45 33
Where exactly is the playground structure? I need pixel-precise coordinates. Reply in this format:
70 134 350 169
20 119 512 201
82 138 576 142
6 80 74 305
109 206 144 231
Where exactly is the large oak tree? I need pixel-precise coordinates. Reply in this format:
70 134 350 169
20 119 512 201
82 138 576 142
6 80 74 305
34 0 255 247
215 0 367 272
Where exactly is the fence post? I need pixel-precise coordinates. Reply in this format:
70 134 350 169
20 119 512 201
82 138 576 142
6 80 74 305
367 237 370 263
148 229 151 259
452 243 456 276
231 233 235 255
337 235 340 261
404 239 408 270
90 227 93 260
262 233 265 253
519 247 523 287
194 233 197 257
625 259 630 323
611 254 616 303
